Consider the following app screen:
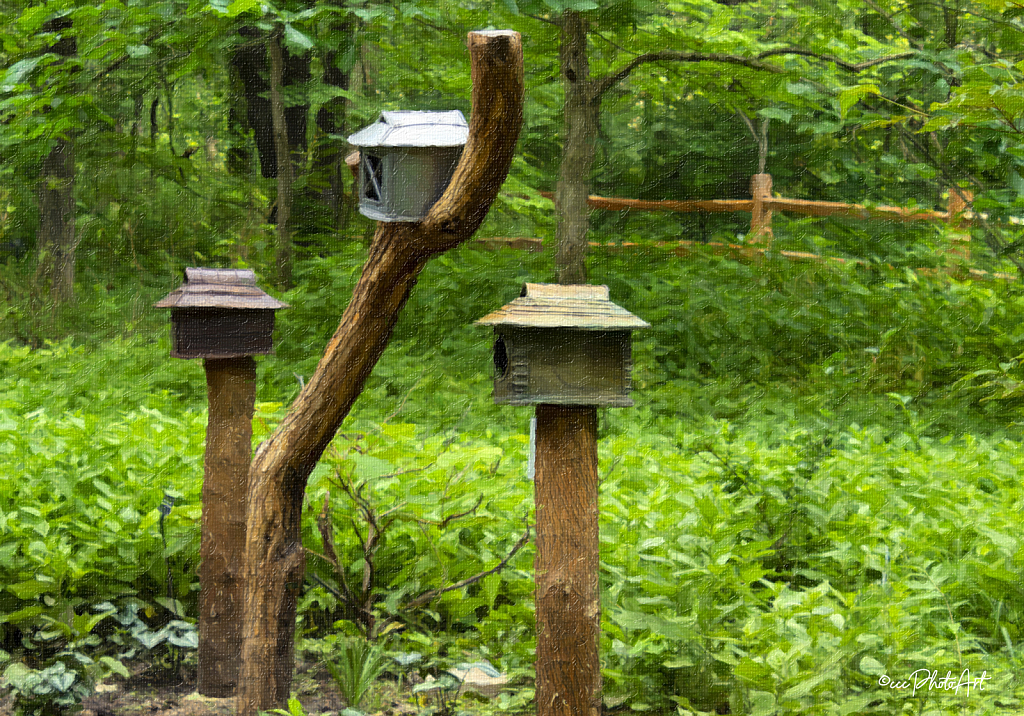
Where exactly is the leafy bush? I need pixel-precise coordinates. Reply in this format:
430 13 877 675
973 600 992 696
2 241 1024 715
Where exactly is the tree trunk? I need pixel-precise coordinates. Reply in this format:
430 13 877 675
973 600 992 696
36 139 76 303
236 31 524 716
313 14 356 230
35 16 77 304
229 28 310 180
534 405 601 716
269 28 294 289
198 357 256 697
554 11 599 285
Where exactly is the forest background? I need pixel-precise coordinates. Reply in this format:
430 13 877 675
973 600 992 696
3 0 1024 714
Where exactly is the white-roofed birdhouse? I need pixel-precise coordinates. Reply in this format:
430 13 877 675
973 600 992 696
347 110 468 222
476 283 649 407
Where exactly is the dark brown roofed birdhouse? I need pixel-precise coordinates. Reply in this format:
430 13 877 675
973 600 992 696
476 283 649 407
154 268 289 360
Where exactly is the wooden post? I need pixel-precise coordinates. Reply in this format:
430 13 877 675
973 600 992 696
198 356 256 697
748 173 773 248
946 187 973 265
534 405 601 716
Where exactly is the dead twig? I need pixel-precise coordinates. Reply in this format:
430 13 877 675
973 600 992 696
405 520 532 609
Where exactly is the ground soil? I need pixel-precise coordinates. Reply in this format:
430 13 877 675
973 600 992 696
0 657 400 716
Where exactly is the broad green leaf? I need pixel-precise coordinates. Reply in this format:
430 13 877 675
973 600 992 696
283 24 313 51
859 656 885 675
838 84 880 118
99 656 131 679
224 0 262 16
749 690 777 716
3 58 41 92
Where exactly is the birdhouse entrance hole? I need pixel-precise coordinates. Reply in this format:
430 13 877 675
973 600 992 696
362 154 383 202
494 336 509 378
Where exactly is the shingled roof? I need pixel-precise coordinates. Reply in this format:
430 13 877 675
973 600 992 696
347 110 468 148
476 283 649 330
154 268 289 310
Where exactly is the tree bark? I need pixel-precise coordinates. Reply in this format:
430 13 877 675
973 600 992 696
35 17 77 304
554 11 599 286
312 11 356 229
229 28 310 180
236 30 523 716
534 405 601 716
198 357 256 697
269 27 294 289
36 139 77 304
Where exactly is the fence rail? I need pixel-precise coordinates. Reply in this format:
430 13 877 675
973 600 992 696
514 174 1020 280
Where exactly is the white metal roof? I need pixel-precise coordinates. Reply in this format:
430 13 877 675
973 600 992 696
348 110 468 148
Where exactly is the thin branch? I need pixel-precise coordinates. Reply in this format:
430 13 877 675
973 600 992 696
524 12 562 26
861 0 922 48
703 447 756 498
755 48 916 72
381 374 423 425
308 572 344 600
436 495 484 531
592 50 785 98
316 492 356 605
589 27 633 55
405 521 532 609
735 108 769 173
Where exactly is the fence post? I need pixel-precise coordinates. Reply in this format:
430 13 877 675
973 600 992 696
749 173 773 248
946 188 973 267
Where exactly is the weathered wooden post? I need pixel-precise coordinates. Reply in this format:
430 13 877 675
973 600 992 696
155 268 287 697
748 173 773 248
477 283 647 716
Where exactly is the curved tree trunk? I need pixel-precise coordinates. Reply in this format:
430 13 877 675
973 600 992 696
236 30 524 716
554 11 599 286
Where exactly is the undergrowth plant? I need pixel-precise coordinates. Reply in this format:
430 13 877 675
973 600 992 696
2 244 1024 714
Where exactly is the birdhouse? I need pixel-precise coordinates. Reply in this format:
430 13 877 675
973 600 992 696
154 268 289 359
348 110 468 222
476 283 649 407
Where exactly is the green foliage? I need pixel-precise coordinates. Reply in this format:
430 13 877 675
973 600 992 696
324 638 388 710
0 604 128 716
5 0 1024 711
262 697 310 716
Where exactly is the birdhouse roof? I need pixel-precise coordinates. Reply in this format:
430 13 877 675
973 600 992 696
154 268 289 310
476 283 649 330
347 110 469 148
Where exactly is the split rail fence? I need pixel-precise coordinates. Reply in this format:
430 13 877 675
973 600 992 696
474 173 1019 281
